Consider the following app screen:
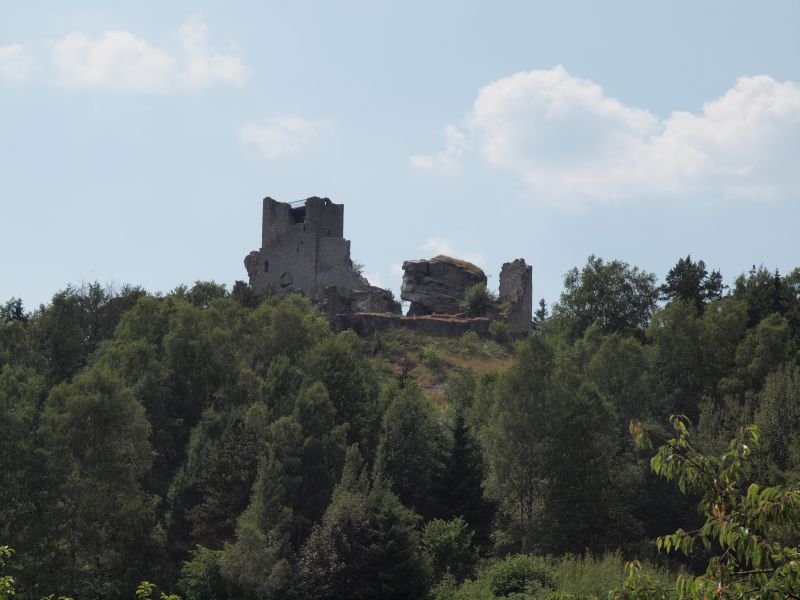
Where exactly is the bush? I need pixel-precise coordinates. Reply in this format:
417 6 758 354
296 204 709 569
461 283 497 317
487 554 555 597
489 321 511 343
422 517 477 583
551 552 672 598
178 545 227 600
420 345 445 372
456 331 481 357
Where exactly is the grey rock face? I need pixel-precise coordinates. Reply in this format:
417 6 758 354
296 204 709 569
314 284 401 317
353 286 402 314
499 258 533 335
401 255 487 316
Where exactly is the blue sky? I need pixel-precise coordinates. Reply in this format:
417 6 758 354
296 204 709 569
2 1 799 310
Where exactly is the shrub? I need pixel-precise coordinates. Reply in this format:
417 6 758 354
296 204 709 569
461 283 497 317
457 331 481 357
420 345 445 372
487 554 555 597
489 321 511 343
422 517 477 583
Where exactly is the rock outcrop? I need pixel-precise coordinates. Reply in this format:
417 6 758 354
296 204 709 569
401 255 487 316
315 284 401 317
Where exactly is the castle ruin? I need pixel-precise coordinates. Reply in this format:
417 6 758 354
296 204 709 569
244 196 533 336
244 196 399 314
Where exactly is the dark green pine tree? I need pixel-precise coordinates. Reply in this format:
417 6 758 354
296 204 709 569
436 411 494 552
660 255 725 312
299 446 431 599
532 298 548 330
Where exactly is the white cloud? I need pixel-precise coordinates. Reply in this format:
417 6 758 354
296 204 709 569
240 117 330 159
412 65 800 203
421 237 485 268
51 16 247 92
364 272 383 288
179 15 248 87
409 125 465 173
53 31 176 91
0 43 33 82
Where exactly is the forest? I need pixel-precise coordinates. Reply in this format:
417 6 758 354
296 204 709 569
1 256 799 599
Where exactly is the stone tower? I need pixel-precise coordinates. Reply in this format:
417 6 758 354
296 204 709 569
499 258 533 335
244 196 360 297
244 196 400 314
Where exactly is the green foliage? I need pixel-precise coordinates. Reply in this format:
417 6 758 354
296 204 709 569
39 364 160 597
3 257 800 599
460 283 497 317
659 255 724 311
0 298 27 324
438 409 495 551
135 581 182 600
351 259 365 275
733 265 796 327
732 312 790 393
374 381 448 519
489 320 512 343
0 546 14 600
484 333 638 555
420 344 445 371
553 255 658 339
219 449 295 598
299 452 431 599
487 555 555 597
178 546 226 600
302 330 379 449
630 417 800 598
753 366 800 485
422 517 477 583
532 298 548 330
433 554 562 599
551 552 668 599
178 281 228 309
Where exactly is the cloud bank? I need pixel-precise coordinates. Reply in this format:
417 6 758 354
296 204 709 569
240 117 331 159
0 43 33 82
412 66 800 203
51 15 247 91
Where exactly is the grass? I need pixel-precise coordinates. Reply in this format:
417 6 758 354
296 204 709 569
366 328 514 407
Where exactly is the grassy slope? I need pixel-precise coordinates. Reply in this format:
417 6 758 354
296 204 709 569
362 328 514 408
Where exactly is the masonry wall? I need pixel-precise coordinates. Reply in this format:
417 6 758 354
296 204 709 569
332 313 492 337
248 196 357 298
305 197 344 238
261 197 294 247
499 259 533 335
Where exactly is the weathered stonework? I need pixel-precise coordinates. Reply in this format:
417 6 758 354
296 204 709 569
331 312 492 337
400 255 487 316
499 258 533 335
244 196 401 314
244 195 533 336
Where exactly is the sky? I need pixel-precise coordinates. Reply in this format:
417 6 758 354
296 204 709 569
2 1 799 311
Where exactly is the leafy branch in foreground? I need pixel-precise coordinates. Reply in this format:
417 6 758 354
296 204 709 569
625 417 800 599
0 546 14 600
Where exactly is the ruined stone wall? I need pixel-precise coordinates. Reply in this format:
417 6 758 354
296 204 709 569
331 313 491 337
246 196 399 313
261 197 293 247
248 229 319 294
499 258 533 335
305 196 344 238
317 237 358 292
